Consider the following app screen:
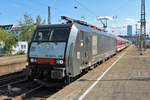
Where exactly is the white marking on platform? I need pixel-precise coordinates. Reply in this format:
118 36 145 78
78 51 127 100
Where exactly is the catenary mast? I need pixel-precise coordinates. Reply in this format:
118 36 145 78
140 0 146 52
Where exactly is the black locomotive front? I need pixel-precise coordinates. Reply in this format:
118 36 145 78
26 24 71 80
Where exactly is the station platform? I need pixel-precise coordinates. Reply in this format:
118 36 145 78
47 45 150 100
0 55 27 76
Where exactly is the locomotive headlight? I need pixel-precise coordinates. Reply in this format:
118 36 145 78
30 58 37 63
56 60 64 64
59 60 64 64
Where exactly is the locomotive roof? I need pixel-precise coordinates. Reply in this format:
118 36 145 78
36 23 116 39
73 23 116 38
36 23 73 29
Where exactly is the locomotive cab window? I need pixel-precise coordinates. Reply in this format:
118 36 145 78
33 29 51 41
33 28 70 42
50 28 70 42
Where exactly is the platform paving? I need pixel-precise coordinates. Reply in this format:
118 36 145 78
47 45 150 100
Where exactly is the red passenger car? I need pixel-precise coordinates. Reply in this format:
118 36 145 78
116 37 126 51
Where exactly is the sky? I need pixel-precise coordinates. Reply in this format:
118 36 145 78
0 0 150 35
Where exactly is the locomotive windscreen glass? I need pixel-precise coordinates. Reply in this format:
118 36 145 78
33 28 70 42
50 28 70 42
33 29 51 41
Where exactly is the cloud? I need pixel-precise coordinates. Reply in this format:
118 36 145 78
124 18 136 25
97 16 113 20
93 17 150 35
125 18 135 22
91 17 150 35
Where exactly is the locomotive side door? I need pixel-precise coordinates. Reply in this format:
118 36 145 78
79 31 90 68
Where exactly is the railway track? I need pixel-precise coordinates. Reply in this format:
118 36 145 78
0 71 26 86
0 79 42 99
0 67 91 99
0 80 62 99
0 72 64 100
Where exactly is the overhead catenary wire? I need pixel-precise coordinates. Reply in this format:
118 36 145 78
30 0 67 23
3 0 65 24
74 0 97 17
2 0 100 25
74 0 109 28
31 0 99 23
26 0 65 16
4 0 63 17
3 0 97 19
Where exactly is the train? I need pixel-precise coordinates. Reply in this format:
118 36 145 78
25 16 130 83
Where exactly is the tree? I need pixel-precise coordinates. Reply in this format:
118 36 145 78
0 28 17 55
35 15 46 25
19 14 45 42
0 28 7 41
19 14 35 42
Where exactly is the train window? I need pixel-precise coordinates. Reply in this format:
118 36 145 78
50 28 70 42
80 31 84 40
33 29 51 41
33 28 70 42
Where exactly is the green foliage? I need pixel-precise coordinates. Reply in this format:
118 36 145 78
0 28 8 41
19 14 45 42
35 15 46 25
19 14 35 42
0 28 17 55
0 14 46 55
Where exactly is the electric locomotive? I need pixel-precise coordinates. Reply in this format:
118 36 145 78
25 16 128 83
